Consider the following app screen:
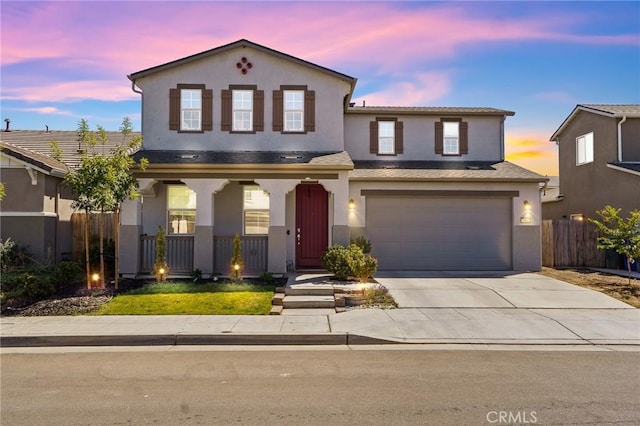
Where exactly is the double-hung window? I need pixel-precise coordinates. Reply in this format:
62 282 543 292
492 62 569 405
243 186 270 235
378 121 395 154
284 90 304 132
443 121 460 155
167 185 196 235
576 132 594 165
232 90 253 131
181 89 202 131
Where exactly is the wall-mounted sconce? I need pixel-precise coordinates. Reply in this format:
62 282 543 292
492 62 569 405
570 214 584 221
520 200 533 224
349 199 355 209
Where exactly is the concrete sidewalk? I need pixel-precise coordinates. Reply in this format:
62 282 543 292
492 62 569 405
1 272 639 348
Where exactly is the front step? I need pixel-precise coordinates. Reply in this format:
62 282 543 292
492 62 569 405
282 295 335 309
285 285 334 296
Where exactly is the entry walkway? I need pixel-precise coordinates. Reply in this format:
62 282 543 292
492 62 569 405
1 272 638 348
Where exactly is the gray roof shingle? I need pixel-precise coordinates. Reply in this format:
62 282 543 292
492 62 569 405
0 141 68 177
347 106 515 116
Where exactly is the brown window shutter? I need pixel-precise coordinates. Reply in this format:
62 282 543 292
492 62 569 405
221 90 232 131
202 89 213 131
395 121 404 154
304 90 315 132
169 88 180 130
459 121 469 154
273 90 283 132
254 90 264 132
435 121 444 154
369 121 378 154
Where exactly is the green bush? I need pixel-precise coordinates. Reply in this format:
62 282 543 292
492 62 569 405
352 254 378 283
350 236 372 254
260 271 275 284
47 261 83 292
322 244 377 281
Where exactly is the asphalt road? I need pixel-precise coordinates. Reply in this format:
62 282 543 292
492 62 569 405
2 347 639 425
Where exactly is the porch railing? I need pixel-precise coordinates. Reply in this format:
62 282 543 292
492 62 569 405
140 235 194 274
214 236 268 274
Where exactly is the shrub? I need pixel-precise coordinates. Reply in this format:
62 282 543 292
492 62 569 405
47 261 83 293
260 271 275 284
352 254 378 283
322 244 355 280
154 226 168 282
350 236 372 254
230 233 243 282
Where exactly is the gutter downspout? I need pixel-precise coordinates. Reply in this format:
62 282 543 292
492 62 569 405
617 115 627 162
500 116 505 161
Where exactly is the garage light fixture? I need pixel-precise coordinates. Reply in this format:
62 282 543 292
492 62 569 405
349 199 355 209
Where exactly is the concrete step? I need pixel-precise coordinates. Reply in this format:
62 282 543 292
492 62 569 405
283 295 336 309
281 308 336 316
269 305 283 315
271 293 285 306
285 285 335 296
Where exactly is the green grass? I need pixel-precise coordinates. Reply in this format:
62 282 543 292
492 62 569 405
95 281 275 315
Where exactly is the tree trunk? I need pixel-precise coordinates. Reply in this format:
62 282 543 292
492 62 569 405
84 209 91 289
114 208 119 290
99 211 105 288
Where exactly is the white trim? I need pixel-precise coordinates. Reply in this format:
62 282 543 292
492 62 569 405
607 163 640 177
25 166 38 185
0 211 58 217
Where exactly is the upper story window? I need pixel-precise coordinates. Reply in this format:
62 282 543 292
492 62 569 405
273 85 315 134
233 90 253 131
435 118 468 156
167 185 196 235
169 84 212 132
221 85 264 133
369 117 403 155
243 186 270 235
284 90 304 132
576 132 594 165
443 121 460 155
378 121 396 154
181 89 202 131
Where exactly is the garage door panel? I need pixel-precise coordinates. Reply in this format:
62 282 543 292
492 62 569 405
367 196 512 271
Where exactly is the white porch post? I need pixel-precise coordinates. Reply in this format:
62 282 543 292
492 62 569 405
256 179 300 274
119 178 156 278
320 171 350 246
182 179 228 276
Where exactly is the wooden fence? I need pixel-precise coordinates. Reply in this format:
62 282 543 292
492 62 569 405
214 236 268 274
541 219 605 267
140 235 195 274
71 212 115 261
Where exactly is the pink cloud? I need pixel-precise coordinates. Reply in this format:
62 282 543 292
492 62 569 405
18 106 73 116
352 72 452 106
2 80 136 103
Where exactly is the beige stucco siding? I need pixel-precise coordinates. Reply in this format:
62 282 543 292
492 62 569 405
134 45 351 152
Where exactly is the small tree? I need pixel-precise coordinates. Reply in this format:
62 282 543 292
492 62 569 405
154 226 168 282
589 205 640 285
230 233 243 282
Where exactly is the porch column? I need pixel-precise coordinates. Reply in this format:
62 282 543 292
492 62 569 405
119 198 142 278
182 179 228 276
320 171 350 246
256 179 300 274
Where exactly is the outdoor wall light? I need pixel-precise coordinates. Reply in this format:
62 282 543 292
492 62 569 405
349 199 355 209
523 200 531 210
520 200 533 224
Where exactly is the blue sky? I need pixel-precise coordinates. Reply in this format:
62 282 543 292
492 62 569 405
1 0 639 175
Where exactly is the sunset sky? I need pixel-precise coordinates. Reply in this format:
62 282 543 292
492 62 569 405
1 1 639 176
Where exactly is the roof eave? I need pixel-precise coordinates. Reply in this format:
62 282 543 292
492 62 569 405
346 108 515 117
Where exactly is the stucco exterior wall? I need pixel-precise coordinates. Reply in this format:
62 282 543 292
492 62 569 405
134 45 352 152
621 118 640 161
546 111 640 219
344 114 503 161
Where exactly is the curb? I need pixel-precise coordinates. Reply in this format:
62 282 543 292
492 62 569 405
0 333 395 348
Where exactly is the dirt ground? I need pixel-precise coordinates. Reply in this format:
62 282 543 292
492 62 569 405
538 267 640 308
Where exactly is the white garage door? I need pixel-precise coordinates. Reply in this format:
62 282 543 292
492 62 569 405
366 196 512 270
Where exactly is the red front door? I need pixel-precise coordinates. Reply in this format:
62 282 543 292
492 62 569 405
295 184 328 268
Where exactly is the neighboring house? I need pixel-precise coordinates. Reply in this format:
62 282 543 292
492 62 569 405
544 104 640 220
119 39 545 277
0 130 140 264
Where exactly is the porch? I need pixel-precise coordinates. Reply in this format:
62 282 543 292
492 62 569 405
139 235 268 276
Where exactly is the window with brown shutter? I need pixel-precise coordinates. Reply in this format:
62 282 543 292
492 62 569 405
370 117 401 155
222 85 264 133
436 118 468 156
274 85 315 134
169 84 211 133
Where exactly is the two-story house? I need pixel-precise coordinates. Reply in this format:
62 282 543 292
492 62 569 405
119 39 545 277
544 104 640 220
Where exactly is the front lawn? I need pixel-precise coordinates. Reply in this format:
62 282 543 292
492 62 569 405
95 281 275 315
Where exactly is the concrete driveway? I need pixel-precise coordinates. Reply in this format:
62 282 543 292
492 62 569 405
374 271 634 309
